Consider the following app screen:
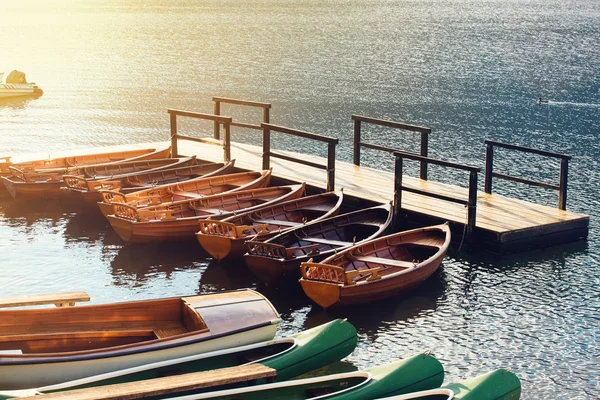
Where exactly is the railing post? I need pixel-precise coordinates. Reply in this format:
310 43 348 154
484 142 493 194
559 158 568 210
466 170 478 246
223 122 231 162
169 112 178 157
419 132 428 180
393 154 403 229
353 119 361 166
263 107 270 125
262 124 270 170
213 100 221 140
327 143 336 191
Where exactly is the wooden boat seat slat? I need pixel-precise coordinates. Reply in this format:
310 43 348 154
253 218 301 227
302 237 352 247
351 255 415 268
17 364 277 399
171 191 205 198
0 291 90 308
153 327 188 339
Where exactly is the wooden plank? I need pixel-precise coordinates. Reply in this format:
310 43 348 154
0 291 90 308
21 364 276 400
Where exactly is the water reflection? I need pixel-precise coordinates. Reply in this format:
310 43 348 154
108 241 210 287
0 96 40 109
0 197 70 227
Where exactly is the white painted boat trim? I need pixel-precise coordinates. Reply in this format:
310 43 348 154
32 337 297 392
168 371 372 400
377 388 454 399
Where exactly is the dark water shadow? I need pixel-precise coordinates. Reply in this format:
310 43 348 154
0 196 71 226
108 241 211 287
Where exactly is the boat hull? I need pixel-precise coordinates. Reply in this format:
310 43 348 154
0 290 280 390
0 325 276 390
300 224 451 308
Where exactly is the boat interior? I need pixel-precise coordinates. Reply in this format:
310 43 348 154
0 298 209 355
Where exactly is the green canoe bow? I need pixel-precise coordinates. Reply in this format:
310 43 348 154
375 368 522 400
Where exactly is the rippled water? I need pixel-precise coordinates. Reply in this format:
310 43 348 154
1 1 599 398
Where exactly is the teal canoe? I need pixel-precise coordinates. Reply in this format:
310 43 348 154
0 318 357 399
164 351 444 400
374 368 521 400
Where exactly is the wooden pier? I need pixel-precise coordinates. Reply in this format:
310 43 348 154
6 96 588 253
162 97 589 253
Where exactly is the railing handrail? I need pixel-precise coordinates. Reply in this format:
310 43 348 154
212 97 272 109
393 151 481 173
213 97 271 138
352 115 431 134
393 150 479 246
167 109 232 123
261 123 338 191
262 123 339 145
484 140 570 210
168 109 232 162
484 140 571 160
353 115 431 179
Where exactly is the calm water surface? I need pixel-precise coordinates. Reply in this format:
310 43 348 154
1 1 599 398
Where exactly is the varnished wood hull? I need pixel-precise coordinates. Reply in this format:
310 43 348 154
96 161 236 217
107 185 305 244
0 147 170 178
299 224 451 308
244 204 393 284
59 157 200 208
196 191 344 261
1 147 172 200
0 290 280 390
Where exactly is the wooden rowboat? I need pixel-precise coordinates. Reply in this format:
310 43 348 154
196 191 344 261
1 319 357 399
106 184 306 244
97 168 272 217
374 368 521 400
244 203 393 284
59 157 201 206
1 146 172 200
299 223 451 309
95 160 236 216
0 289 280 390
0 146 171 178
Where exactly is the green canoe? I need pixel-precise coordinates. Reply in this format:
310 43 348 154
374 368 521 400
0 318 357 399
164 351 444 400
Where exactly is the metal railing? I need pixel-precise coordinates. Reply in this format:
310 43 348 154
393 151 481 245
484 140 571 210
353 115 431 179
261 123 338 191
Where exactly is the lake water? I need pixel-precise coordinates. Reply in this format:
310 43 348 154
1 1 599 398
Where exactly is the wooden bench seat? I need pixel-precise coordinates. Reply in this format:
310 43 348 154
302 237 351 247
253 218 301 227
0 291 90 308
20 364 277 399
350 255 416 268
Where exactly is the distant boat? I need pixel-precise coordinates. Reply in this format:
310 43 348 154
537 97 549 104
0 70 43 98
